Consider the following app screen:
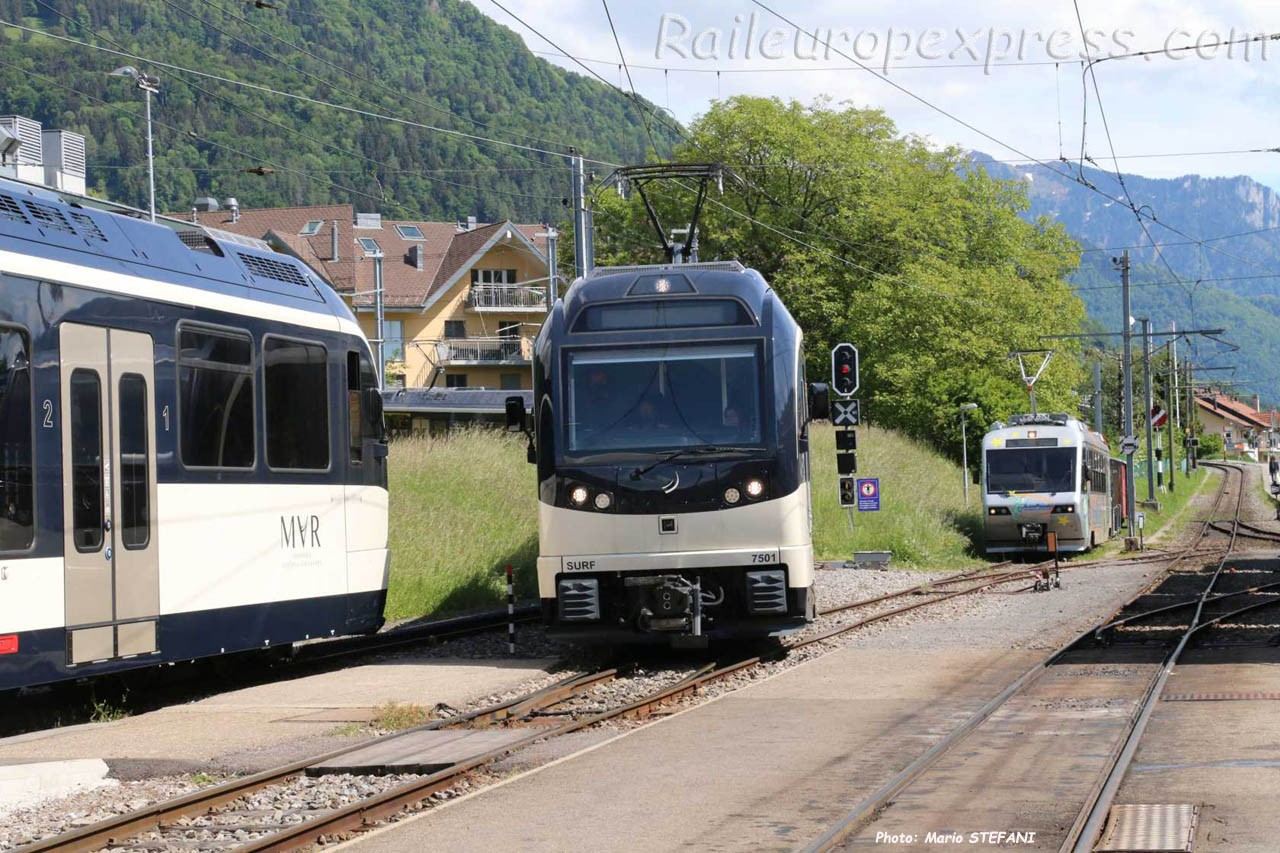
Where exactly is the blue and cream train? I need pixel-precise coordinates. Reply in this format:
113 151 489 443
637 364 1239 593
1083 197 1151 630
982 413 1126 554
0 176 388 692
507 261 820 645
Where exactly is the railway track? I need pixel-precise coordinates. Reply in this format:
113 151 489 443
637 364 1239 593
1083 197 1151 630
799 461 1261 852
14 558 1077 853
16 506 1228 853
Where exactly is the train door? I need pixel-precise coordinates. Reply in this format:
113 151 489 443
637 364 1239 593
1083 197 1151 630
60 323 159 665
343 349 388 629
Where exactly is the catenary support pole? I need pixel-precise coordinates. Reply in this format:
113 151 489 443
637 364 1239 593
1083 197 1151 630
1119 251 1137 535
1093 360 1103 435
1152 313 1162 499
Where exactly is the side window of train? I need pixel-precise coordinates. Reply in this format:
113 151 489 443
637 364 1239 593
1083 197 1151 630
69 369 105 552
346 350 386 471
264 337 330 471
177 325 255 469
0 326 35 552
118 373 150 549
347 352 363 464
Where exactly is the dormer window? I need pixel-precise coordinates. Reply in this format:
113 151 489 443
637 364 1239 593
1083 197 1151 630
300 220 323 236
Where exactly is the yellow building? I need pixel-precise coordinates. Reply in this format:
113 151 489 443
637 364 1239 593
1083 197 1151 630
190 204 551 390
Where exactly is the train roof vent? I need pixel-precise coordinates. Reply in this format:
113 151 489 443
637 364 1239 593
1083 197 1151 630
22 198 76 236
0 192 30 225
1008 413 1072 427
588 260 745 277
68 211 107 242
177 229 226 256
238 252 309 287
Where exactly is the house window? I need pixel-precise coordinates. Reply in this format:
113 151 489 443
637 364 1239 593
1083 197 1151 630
444 320 467 339
385 320 404 360
498 321 520 339
446 373 468 388
470 269 517 285
395 224 425 240
500 373 523 390
358 237 381 255
300 220 323 236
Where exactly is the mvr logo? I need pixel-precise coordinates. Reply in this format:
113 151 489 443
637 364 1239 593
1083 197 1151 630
281 515 321 548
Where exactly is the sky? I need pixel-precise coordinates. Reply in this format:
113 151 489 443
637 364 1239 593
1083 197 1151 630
479 0 1280 190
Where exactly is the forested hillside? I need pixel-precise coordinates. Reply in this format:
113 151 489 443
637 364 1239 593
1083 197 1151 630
973 153 1280 403
0 0 676 221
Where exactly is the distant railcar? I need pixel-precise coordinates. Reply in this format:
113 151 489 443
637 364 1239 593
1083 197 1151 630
0 176 388 692
507 261 822 645
982 414 1119 554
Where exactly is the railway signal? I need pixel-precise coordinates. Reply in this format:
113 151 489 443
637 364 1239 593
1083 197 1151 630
839 475 857 508
831 343 859 397
833 399 860 427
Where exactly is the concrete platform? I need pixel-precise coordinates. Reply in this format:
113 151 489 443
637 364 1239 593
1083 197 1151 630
338 560 1167 852
0 656 556 778
1110 649 1280 853
0 759 112 817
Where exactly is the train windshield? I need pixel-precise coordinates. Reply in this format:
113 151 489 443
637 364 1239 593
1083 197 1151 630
986 448 1077 494
565 342 763 454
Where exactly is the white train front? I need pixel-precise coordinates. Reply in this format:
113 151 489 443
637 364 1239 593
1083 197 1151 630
982 414 1119 554
508 262 819 644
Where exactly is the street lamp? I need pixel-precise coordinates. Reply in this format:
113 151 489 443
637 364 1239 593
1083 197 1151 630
110 66 159 222
959 403 979 505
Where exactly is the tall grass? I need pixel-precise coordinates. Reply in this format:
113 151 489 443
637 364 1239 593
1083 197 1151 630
808 424 984 567
385 430 538 622
386 424 987 621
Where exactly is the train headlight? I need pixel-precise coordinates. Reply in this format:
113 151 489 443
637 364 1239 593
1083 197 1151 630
1052 505 1076 514
745 479 765 499
988 507 1011 516
594 491 613 510
724 487 741 505
570 485 589 506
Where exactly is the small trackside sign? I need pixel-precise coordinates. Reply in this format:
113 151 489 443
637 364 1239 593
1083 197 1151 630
857 478 880 512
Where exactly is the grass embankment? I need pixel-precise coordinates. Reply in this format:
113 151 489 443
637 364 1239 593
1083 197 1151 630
1091 465 1211 558
386 431 537 622
808 423 985 568
385 424 985 621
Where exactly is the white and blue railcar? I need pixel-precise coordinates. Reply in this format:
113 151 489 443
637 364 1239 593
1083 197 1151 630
982 414 1115 554
0 176 388 692
508 262 820 645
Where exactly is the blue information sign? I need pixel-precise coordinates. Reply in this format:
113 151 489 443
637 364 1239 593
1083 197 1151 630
856 478 880 512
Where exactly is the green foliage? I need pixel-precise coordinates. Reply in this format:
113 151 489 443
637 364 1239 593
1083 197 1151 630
594 96 1088 454
0 0 676 221
1198 432 1224 457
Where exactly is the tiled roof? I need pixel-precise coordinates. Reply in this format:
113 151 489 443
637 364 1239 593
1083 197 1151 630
1195 393 1272 430
178 203 548 310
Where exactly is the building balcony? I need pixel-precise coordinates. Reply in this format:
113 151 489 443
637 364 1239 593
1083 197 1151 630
467 284 548 312
430 336 532 365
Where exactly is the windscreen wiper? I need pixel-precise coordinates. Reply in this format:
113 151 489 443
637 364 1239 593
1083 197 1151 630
630 446 756 480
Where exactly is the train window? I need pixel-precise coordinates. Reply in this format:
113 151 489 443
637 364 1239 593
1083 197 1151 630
347 352 362 464
0 327 34 552
573 299 751 332
177 326 255 469
69 369 104 553
118 373 150 549
264 337 330 470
